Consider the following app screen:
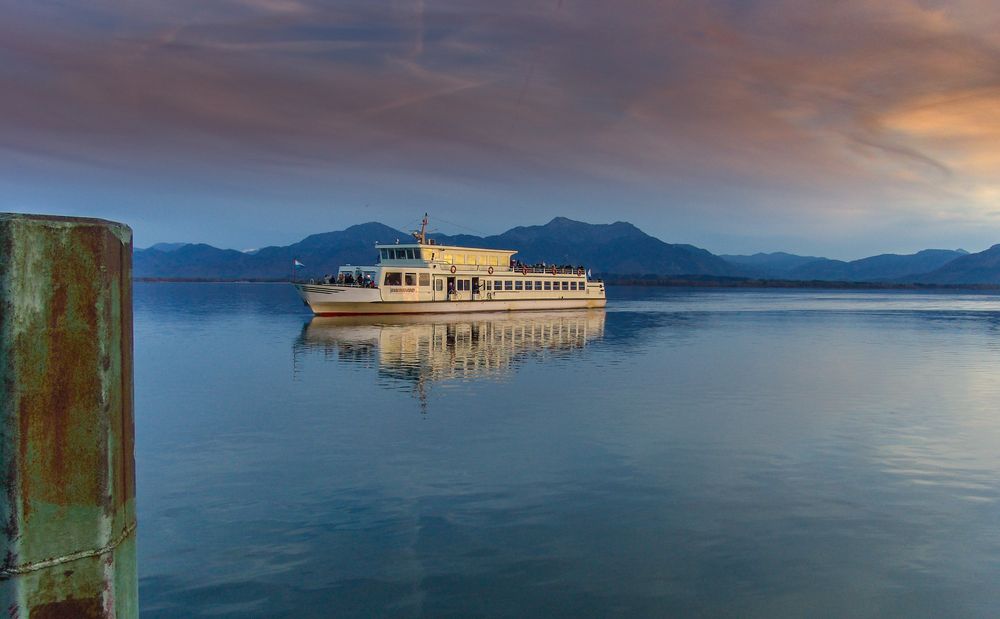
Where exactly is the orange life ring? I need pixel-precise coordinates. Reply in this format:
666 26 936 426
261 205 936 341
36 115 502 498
450 265 457 274
551 266 557 275
487 266 494 275
522 265 528 275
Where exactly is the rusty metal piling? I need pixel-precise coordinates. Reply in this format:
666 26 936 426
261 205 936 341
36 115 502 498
0 214 137 617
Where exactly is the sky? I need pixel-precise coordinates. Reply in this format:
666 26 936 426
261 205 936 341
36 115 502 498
1 0 998 259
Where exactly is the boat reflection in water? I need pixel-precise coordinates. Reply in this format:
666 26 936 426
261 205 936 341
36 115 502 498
294 310 606 406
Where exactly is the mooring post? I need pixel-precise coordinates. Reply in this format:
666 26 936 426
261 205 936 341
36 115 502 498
0 214 137 617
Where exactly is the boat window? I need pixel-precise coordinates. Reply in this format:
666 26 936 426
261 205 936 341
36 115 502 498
504 280 513 291
457 279 470 291
532 281 540 291
403 249 412 260
434 279 443 291
404 273 417 286
445 254 454 264
384 272 402 286
515 281 523 290
380 248 388 260
570 281 577 290
494 280 502 290
544 281 552 290
561 281 569 290
419 273 430 287
489 256 498 266
484 281 492 291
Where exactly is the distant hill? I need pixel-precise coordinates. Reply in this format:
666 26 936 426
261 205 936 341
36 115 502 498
785 249 967 282
913 245 1000 284
145 242 189 252
135 222 403 279
429 217 740 277
720 252 825 278
134 218 741 280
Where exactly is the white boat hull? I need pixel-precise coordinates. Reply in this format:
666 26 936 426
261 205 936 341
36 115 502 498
295 283 606 315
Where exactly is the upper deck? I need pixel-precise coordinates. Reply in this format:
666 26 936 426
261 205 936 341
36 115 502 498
376 243 518 271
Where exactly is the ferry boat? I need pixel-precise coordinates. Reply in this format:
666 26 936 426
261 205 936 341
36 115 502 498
294 215 607 315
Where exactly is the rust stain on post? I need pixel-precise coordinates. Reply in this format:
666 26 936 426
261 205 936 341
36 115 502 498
0 213 137 617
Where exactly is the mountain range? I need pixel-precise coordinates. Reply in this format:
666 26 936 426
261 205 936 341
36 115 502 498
724 249 969 281
135 217 1000 285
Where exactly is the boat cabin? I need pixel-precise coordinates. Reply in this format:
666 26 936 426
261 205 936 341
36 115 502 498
377 244 516 270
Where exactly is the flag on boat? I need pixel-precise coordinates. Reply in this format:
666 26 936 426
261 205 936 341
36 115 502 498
293 259 305 268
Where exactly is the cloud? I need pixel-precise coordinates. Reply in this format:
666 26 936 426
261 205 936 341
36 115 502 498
1 0 998 246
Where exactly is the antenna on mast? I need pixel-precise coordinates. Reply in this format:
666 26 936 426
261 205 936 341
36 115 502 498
411 213 429 244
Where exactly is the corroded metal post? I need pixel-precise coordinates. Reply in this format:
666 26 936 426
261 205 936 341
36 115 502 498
0 214 137 617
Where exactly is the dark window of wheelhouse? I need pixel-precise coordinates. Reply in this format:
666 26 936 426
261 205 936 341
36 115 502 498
405 249 415 260
380 248 388 260
384 272 402 286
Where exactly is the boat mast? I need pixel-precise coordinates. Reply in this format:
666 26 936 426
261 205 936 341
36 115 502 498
412 213 429 245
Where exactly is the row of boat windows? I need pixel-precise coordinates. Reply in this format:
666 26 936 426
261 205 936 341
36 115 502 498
381 248 427 261
382 271 585 291
485 280 584 291
383 272 431 286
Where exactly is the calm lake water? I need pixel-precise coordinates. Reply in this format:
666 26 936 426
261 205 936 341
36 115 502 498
134 284 1000 618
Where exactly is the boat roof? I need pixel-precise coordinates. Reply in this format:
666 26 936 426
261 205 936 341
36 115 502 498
375 242 517 256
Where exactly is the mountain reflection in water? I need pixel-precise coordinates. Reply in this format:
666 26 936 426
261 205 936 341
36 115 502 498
294 310 606 404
